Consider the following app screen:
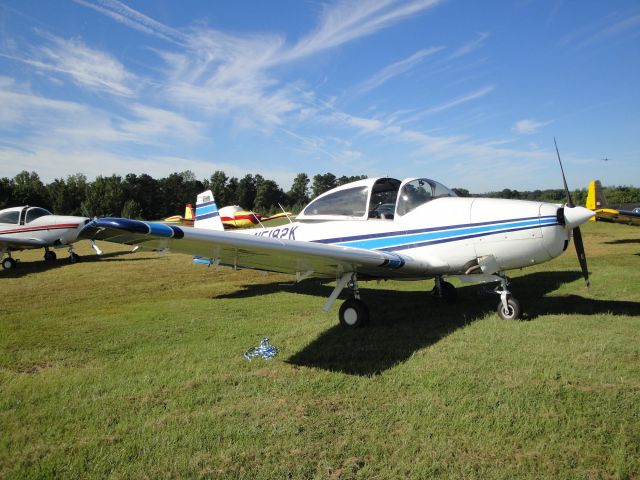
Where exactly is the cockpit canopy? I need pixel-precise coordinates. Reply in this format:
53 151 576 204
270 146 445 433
0 206 52 225
297 177 456 221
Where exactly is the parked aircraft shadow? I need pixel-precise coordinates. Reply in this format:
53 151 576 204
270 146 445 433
219 271 640 376
605 238 640 245
0 250 143 278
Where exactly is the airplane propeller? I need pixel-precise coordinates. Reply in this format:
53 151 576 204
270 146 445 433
554 137 591 287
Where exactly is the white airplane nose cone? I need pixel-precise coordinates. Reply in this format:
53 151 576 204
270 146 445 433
563 206 595 229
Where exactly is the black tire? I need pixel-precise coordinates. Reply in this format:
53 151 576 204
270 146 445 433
2 257 16 270
69 252 80 264
431 280 457 304
44 250 57 262
339 298 370 328
497 297 521 320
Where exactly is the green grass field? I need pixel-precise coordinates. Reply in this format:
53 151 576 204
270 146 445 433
1 221 639 479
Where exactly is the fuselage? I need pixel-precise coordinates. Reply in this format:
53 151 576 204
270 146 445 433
236 196 569 277
0 206 89 251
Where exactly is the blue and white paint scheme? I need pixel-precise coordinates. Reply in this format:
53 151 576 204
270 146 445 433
80 176 594 325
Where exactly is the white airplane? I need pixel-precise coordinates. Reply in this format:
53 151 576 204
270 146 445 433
79 169 595 326
0 206 97 270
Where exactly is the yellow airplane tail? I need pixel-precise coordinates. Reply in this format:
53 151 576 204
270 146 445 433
184 203 194 220
586 180 608 220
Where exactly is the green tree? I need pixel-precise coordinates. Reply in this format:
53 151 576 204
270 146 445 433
0 177 15 209
121 199 143 219
452 187 470 197
254 179 285 213
209 171 229 206
311 173 337 198
13 171 50 208
83 175 125 217
236 174 257 209
48 173 88 215
288 173 310 208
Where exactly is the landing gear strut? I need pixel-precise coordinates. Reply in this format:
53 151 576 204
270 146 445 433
68 246 80 264
494 275 521 320
432 275 457 304
323 273 370 328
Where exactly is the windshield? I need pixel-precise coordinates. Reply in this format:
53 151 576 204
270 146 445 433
396 178 457 216
25 207 52 223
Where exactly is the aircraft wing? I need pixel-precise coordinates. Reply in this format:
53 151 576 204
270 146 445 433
79 218 430 279
0 236 48 250
594 209 640 226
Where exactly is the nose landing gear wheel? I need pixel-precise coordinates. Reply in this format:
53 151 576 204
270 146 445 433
68 252 80 264
44 250 57 262
497 297 521 320
339 298 370 328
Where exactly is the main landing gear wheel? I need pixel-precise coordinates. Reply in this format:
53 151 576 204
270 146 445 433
339 298 370 328
68 252 80 264
2 257 16 270
497 297 521 320
432 281 457 304
44 250 57 262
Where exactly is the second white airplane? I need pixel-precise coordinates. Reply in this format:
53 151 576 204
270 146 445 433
0 206 97 270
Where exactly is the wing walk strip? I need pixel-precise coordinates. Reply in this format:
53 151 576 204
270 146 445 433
314 216 559 252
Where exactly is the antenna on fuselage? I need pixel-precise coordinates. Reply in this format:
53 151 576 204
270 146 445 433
252 212 266 229
278 203 293 224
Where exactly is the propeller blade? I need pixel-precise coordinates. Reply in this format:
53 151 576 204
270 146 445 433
554 137 574 207
572 226 590 287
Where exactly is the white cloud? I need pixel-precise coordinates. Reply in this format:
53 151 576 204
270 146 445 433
5 32 139 96
449 32 490 59
358 46 444 93
284 0 441 63
72 0 186 45
512 118 552 135
400 86 495 124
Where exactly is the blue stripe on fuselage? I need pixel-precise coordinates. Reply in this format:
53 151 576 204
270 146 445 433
313 216 559 252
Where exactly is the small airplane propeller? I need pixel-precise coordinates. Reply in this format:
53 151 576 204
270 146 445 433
554 137 590 287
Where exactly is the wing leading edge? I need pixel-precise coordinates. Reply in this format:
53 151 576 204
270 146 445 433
79 218 431 279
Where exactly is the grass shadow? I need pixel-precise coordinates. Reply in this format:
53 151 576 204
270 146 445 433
0 250 144 278
220 271 640 376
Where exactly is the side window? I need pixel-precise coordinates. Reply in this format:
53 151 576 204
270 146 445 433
303 186 368 217
0 211 20 224
25 208 52 223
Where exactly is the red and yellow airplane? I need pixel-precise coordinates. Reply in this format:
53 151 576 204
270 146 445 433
586 180 640 226
165 203 291 229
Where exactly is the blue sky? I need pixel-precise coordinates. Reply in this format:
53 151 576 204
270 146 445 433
0 0 638 192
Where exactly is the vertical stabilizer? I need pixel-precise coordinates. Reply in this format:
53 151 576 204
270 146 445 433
184 203 194 221
586 180 608 212
194 190 224 231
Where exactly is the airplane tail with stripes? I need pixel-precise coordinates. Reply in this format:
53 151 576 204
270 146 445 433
194 190 224 231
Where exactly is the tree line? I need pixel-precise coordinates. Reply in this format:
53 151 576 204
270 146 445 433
1 170 639 219
0 170 367 219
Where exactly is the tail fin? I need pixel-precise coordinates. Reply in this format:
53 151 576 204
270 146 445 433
586 180 608 211
194 190 224 231
184 203 194 221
